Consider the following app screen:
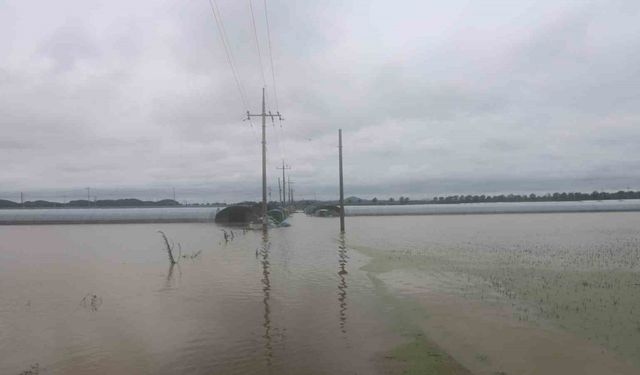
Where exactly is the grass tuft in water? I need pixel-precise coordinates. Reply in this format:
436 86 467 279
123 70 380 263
382 335 472 375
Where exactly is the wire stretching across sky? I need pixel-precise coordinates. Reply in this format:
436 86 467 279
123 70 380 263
248 0 266 87
207 0 261 145
262 0 286 164
207 0 248 110
206 0 286 165
263 0 279 112
248 0 285 164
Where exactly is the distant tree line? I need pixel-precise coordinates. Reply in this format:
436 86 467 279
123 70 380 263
5 190 639 209
0 198 182 209
429 190 640 204
327 190 640 206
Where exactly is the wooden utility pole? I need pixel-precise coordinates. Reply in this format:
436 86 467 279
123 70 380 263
339 129 345 233
247 88 283 229
277 177 282 206
287 178 294 208
277 161 290 209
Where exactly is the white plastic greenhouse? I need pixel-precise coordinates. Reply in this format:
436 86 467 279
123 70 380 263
0 207 221 224
344 200 640 216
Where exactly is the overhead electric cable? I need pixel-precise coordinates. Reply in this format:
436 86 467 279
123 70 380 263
207 0 249 109
263 0 280 112
261 0 286 163
248 0 266 86
207 0 261 146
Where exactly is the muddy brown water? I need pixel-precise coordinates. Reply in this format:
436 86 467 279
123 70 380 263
1 212 640 374
0 217 396 374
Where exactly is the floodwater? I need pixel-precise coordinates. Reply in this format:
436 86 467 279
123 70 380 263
1 212 640 374
0 217 394 374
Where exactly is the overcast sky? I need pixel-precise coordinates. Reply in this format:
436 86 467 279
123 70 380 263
1 0 640 202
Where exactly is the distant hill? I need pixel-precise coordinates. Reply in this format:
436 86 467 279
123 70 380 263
0 199 19 208
0 199 182 209
24 200 63 208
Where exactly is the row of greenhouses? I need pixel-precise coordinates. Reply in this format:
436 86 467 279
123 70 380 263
0 207 221 224
344 199 640 216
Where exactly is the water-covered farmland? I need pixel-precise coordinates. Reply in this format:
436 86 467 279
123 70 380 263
1 212 639 374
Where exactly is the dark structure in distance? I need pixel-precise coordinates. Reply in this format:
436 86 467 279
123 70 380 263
214 204 261 224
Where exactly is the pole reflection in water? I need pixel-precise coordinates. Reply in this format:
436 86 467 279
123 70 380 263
166 263 175 288
259 229 273 367
162 263 181 291
337 233 348 334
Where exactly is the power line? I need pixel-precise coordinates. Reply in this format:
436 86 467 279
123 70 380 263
262 0 286 162
263 0 279 111
246 88 283 229
277 161 291 208
207 0 260 145
207 0 248 109
248 0 266 86
206 0 288 215
267 99 285 160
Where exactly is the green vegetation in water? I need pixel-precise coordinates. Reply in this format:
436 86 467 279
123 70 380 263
384 336 472 375
368 273 429 334
352 229 640 368
365 260 472 375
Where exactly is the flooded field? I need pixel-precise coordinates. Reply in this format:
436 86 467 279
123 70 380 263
1 212 640 374
349 212 640 374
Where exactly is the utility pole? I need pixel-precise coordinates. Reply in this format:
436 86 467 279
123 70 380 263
277 160 291 210
339 129 345 233
246 88 283 229
277 177 282 206
86 187 91 207
20 192 24 208
288 178 295 208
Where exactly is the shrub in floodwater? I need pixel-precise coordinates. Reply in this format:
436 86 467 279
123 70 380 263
158 230 180 265
79 294 102 312
18 363 39 375
158 231 203 266
221 229 236 243
182 250 202 260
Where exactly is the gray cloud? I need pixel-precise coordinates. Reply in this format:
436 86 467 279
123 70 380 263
1 0 640 202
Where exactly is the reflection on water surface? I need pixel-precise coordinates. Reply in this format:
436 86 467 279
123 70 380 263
1 212 640 374
0 215 388 375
